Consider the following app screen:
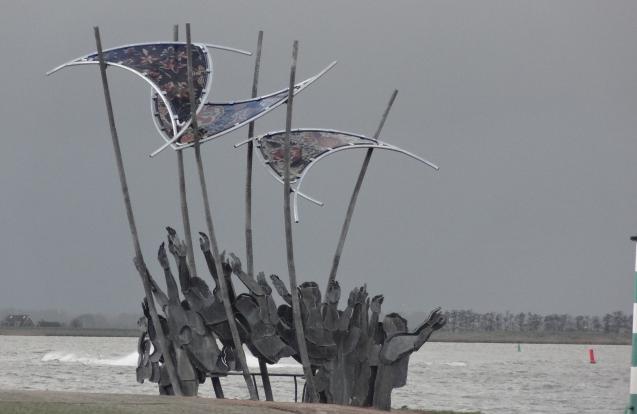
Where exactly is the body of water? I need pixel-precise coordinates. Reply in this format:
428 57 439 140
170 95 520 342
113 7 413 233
0 336 629 413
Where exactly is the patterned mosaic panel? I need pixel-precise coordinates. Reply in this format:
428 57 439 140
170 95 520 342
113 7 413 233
82 43 210 125
154 90 289 145
258 130 375 182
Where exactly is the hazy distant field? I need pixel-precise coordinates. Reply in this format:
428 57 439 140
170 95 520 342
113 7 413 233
0 327 629 344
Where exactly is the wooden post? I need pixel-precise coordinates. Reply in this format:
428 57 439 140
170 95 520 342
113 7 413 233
245 30 263 280
171 24 224 398
185 23 259 400
244 30 274 402
93 26 183 396
282 40 319 402
326 89 398 288
171 25 199 281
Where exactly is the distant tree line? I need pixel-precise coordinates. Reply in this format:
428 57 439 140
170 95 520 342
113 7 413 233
439 310 631 334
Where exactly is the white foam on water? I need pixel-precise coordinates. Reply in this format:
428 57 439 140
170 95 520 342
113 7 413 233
41 351 138 367
441 361 467 367
41 349 300 372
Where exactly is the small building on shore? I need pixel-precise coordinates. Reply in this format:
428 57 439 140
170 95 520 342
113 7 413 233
2 314 35 328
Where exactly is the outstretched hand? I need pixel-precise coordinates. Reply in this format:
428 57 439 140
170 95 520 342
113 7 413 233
198 232 210 252
168 237 187 258
370 294 384 313
325 280 341 304
229 253 242 274
270 274 291 299
157 242 170 270
257 272 272 295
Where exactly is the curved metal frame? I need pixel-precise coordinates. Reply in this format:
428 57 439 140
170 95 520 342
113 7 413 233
246 128 438 222
252 139 325 207
150 61 337 154
47 42 215 155
292 141 438 222
204 43 252 56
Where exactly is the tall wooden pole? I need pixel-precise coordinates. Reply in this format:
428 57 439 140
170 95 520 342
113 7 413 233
185 23 259 400
171 25 224 399
93 26 183 396
245 30 263 280
326 89 398 289
172 25 199 281
282 40 319 402
243 30 274 402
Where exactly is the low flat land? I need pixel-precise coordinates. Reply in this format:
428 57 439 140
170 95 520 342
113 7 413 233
0 390 476 414
0 327 629 345
431 330 630 345
0 327 139 337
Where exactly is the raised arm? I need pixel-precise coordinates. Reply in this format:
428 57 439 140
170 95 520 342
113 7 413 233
158 242 180 305
368 294 384 338
270 274 293 306
198 232 219 283
135 255 169 311
322 279 341 330
228 253 264 296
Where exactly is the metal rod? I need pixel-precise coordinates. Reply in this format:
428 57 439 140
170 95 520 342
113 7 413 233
244 30 274 402
211 377 224 398
170 25 199 283
258 356 273 401
93 26 183 396
251 374 260 400
326 90 398 288
282 40 319 402
245 29 262 295
294 375 298 402
186 23 259 401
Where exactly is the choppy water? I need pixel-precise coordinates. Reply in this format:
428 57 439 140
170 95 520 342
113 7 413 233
0 336 629 413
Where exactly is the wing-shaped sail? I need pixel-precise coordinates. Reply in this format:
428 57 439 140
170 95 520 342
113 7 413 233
250 129 439 222
150 62 337 152
47 42 213 141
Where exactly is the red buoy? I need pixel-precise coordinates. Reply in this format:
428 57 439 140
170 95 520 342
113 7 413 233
589 348 596 364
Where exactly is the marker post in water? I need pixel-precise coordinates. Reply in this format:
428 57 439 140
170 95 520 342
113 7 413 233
628 236 637 413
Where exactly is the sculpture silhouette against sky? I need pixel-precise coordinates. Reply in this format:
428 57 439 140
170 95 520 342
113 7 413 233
48 24 445 409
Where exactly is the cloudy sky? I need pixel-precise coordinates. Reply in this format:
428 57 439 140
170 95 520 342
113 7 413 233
1 1 636 316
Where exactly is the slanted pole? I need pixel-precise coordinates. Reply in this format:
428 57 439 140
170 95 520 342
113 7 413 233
185 23 258 400
93 26 183 396
282 40 319 402
172 25 199 282
245 30 263 280
244 30 274 402
628 235 637 412
171 25 224 398
326 89 398 288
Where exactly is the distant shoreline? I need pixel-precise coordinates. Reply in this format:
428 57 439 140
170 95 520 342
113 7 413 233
0 327 629 345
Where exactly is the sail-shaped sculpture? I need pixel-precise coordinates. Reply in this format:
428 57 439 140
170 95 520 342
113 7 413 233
47 42 219 144
244 129 439 222
151 62 336 152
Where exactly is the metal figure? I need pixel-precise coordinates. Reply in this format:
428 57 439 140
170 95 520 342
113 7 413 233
228 254 296 364
371 309 447 410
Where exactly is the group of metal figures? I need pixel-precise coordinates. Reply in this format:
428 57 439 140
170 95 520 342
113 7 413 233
49 24 445 410
136 228 446 409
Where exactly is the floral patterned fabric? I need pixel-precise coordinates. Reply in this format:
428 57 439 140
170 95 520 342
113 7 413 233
153 90 289 146
257 130 375 182
82 43 210 126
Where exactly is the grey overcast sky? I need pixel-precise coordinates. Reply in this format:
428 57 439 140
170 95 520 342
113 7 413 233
1 0 636 316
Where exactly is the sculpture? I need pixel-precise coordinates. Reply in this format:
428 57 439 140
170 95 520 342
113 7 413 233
51 25 447 410
135 228 446 408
